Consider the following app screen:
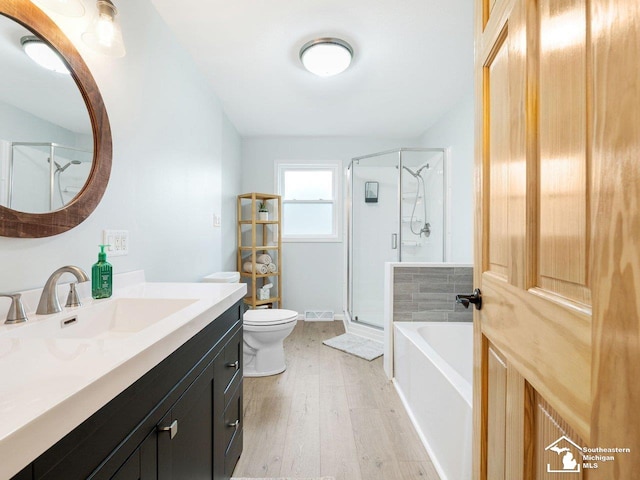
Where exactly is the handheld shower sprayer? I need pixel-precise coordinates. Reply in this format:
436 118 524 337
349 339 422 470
48 158 81 173
403 163 431 238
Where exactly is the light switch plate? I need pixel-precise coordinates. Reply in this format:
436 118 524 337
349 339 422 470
103 230 129 256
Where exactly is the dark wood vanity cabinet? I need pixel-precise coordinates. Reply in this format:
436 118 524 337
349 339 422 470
13 300 244 480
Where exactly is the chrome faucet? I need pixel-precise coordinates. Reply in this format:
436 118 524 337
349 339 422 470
0 293 28 324
36 266 90 315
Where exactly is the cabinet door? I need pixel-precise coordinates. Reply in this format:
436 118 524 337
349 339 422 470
111 433 157 480
157 363 214 480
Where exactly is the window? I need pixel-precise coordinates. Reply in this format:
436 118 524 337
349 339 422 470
276 162 341 242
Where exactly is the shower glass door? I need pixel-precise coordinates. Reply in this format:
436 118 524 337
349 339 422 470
347 147 448 330
348 151 400 328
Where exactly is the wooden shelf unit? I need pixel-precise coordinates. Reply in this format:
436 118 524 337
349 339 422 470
237 193 282 309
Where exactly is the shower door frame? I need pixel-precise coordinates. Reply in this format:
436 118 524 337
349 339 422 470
8 142 91 211
346 147 449 330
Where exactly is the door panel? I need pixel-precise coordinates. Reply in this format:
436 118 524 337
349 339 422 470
487 347 507 480
533 392 585 480
480 276 590 438
537 0 590 305
486 32 510 280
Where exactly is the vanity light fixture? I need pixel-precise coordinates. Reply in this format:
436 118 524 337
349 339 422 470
32 0 85 18
299 38 353 77
81 0 126 57
21 36 70 74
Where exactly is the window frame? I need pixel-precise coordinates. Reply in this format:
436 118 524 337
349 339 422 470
275 161 342 242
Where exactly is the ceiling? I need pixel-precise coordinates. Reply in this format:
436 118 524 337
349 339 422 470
149 0 474 138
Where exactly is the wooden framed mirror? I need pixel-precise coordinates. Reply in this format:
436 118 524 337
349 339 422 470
0 0 112 237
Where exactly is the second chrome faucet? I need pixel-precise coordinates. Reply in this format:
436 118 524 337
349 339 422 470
36 266 90 315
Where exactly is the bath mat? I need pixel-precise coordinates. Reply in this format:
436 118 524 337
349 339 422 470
322 333 383 361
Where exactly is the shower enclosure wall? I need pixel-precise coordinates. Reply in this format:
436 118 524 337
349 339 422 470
2 142 92 213
346 148 449 329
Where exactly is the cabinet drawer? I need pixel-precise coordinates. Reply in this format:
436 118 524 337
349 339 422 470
224 427 242 478
219 327 242 395
222 380 242 456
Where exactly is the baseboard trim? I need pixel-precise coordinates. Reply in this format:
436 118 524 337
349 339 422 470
297 314 344 322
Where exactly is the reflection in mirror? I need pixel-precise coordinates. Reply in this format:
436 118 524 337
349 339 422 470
0 13 93 213
9 143 92 212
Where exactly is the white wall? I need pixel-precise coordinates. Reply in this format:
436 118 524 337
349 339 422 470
241 136 418 315
419 93 474 263
221 116 242 271
0 0 241 293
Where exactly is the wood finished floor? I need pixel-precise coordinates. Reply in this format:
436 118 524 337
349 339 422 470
232 321 440 480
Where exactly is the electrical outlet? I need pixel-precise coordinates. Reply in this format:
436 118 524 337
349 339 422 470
103 230 129 256
213 214 221 227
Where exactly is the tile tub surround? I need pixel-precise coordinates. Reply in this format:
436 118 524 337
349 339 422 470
393 266 473 322
0 271 246 479
383 262 473 378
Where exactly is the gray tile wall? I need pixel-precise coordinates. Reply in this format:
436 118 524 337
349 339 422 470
393 266 473 322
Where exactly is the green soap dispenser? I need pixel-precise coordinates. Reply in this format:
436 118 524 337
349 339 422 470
92 245 113 299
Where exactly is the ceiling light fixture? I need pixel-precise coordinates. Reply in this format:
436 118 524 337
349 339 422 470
299 38 353 77
31 0 86 18
21 35 70 74
82 0 126 57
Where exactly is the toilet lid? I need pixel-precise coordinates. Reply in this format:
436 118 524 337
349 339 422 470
243 308 298 326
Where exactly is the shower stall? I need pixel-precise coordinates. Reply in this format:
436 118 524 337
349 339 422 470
346 148 449 329
4 142 92 213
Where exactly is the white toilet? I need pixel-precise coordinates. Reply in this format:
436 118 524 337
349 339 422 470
202 272 298 377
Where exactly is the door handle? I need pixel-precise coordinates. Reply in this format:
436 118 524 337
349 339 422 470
226 360 239 370
158 419 178 439
391 233 398 249
228 420 240 430
456 288 482 310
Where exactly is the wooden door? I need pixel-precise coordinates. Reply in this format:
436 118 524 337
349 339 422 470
474 0 640 478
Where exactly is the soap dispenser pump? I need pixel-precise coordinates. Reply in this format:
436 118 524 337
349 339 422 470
92 244 112 299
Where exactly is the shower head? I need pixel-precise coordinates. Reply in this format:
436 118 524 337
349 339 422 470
57 160 82 173
403 163 430 178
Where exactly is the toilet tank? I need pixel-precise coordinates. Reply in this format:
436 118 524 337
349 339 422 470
202 272 240 283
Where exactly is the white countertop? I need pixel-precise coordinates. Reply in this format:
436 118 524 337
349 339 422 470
0 271 246 479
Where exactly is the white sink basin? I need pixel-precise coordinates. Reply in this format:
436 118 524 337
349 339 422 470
3 298 198 340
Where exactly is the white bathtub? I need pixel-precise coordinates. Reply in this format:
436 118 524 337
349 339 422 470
393 322 473 480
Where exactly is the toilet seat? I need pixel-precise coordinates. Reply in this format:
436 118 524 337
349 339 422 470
243 308 298 326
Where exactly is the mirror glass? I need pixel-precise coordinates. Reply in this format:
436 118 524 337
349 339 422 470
0 14 93 214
